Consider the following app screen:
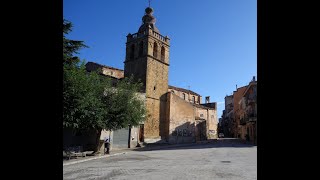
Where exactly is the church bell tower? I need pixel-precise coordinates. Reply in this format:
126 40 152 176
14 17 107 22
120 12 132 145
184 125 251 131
124 7 170 142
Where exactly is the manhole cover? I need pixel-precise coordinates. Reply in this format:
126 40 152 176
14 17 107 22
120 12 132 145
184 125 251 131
221 161 231 163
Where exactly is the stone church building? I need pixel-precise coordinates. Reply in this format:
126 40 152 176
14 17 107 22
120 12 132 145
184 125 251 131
83 7 218 150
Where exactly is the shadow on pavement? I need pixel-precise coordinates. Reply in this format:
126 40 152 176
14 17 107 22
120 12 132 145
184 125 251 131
133 138 255 152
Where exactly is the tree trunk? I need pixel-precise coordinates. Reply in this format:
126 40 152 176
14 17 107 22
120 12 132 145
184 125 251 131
93 128 102 153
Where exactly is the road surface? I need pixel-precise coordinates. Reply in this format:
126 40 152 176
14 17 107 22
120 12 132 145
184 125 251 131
63 139 257 180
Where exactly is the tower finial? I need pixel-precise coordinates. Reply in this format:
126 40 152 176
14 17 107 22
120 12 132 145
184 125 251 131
138 2 159 33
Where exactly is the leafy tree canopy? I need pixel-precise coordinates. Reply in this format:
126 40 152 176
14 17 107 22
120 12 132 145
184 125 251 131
102 76 146 130
63 19 88 66
63 19 146 133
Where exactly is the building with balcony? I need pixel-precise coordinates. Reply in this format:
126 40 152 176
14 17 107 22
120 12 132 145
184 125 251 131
240 77 257 144
219 76 257 145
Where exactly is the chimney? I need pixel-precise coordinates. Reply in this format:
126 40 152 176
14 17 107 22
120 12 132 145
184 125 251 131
252 76 256 82
236 84 237 89
205 96 210 103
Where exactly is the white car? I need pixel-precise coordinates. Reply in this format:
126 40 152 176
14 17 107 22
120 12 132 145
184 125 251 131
218 133 224 138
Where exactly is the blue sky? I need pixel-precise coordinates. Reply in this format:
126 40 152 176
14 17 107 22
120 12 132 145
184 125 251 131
63 0 257 119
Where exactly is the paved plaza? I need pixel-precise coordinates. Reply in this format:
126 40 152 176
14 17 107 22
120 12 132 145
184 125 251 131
63 139 257 180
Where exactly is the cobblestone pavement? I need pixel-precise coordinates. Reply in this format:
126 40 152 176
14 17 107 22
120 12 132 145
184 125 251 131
63 139 257 180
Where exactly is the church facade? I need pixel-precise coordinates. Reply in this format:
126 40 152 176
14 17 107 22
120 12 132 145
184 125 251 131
86 7 218 147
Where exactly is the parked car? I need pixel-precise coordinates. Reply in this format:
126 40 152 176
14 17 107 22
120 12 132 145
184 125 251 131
218 133 224 138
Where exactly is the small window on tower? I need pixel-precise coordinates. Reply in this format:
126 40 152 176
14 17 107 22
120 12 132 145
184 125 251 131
154 86 156 90
139 42 143 57
153 42 158 58
130 44 135 59
161 46 165 61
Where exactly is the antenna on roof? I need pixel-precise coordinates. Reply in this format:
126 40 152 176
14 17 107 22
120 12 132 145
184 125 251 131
148 0 151 7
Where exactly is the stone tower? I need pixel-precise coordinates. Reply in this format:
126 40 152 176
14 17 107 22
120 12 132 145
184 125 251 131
124 7 170 143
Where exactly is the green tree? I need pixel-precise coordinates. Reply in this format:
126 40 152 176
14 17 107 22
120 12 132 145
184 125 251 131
63 63 111 131
102 76 146 131
63 19 88 66
63 19 146 152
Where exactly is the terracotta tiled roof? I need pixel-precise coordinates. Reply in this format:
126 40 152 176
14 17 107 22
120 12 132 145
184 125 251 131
86 62 124 72
85 67 123 80
168 85 200 96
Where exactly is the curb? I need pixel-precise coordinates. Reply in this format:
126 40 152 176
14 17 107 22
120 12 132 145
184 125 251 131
63 152 128 166
140 143 200 151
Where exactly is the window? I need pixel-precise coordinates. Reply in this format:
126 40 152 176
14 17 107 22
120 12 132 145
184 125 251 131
139 41 143 57
153 42 158 58
110 71 113 75
171 90 174 94
193 96 195 104
130 44 135 59
161 46 165 61
183 93 185 100
200 114 204 117
154 86 156 90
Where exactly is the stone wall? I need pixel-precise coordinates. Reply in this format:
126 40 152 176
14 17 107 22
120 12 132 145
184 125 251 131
167 92 196 144
168 87 201 105
145 57 168 100
85 62 124 79
124 30 169 143
208 109 218 139
124 58 147 87
144 98 161 139
102 67 124 79
195 107 217 139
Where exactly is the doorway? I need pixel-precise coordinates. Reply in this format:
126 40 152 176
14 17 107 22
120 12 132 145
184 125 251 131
139 124 144 142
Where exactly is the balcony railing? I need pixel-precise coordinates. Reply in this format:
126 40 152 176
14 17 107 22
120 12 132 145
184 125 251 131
127 29 170 43
152 31 166 41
